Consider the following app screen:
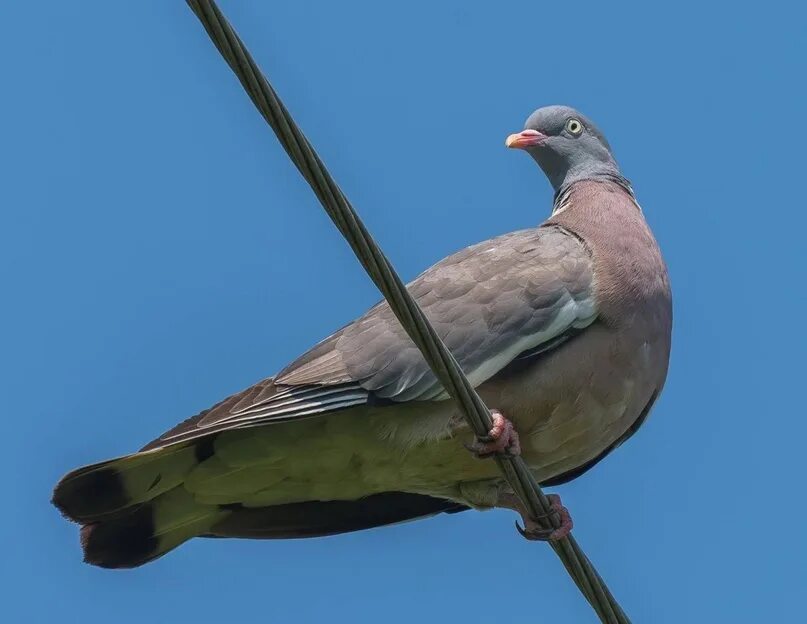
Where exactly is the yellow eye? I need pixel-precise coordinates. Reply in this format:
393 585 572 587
565 118 583 136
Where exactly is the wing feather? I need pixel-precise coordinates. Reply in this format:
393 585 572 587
146 225 597 448
277 225 597 401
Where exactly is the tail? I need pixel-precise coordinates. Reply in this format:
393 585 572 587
52 442 224 568
53 432 469 568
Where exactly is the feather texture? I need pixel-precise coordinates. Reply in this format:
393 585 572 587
136 225 597 449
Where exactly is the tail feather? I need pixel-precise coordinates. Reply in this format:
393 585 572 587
80 505 157 568
52 444 199 523
80 487 222 569
53 439 222 569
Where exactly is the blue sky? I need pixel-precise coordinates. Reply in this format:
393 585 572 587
3 1 805 622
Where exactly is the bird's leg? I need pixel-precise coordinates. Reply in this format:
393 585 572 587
464 409 521 458
462 411 571 540
497 492 573 542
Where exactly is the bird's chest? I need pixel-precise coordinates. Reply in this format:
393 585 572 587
481 311 667 482
482 184 672 480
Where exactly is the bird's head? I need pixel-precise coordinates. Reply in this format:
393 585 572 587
506 105 624 193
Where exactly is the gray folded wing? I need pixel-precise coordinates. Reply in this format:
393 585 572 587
277 225 597 398
156 225 597 444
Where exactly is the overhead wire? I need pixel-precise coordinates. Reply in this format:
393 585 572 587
184 3 631 621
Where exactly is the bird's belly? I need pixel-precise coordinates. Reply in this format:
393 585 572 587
477 322 666 483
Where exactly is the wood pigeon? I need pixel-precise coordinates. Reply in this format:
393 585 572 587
52 105 672 568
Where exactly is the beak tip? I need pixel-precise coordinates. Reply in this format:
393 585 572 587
505 129 545 150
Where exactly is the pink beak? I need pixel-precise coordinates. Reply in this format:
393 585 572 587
505 128 547 149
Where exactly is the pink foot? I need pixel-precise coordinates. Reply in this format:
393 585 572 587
466 410 521 458
515 494 574 542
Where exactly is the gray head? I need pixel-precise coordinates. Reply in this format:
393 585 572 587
506 105 625 193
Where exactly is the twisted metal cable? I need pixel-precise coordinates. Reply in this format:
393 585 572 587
184 2 630 621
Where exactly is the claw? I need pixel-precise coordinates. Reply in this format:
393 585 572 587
466 410 521 458
514 494 573 542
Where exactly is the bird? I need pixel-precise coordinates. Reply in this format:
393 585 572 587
52 105 672 568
